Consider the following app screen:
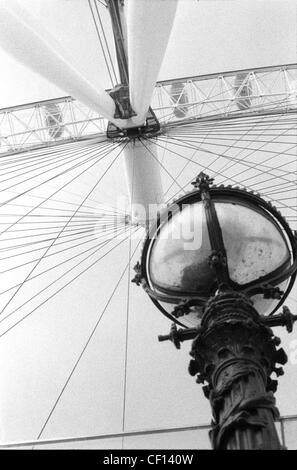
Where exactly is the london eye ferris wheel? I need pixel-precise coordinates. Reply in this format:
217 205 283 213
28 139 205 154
0 0 296 449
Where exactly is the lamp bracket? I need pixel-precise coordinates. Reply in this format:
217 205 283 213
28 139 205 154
131 261 143 286
158 323 200 349
262 284 284 299
262 306 297 333
172 299 192 318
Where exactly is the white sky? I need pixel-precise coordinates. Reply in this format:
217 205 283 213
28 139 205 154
0 0 296 449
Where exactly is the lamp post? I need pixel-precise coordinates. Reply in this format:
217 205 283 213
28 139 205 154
132 172 297 450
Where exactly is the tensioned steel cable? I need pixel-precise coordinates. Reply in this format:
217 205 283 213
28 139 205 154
35 230 141 442
0 140 113 194
265 184 297 196
88 0 116 87
95 0 107 8
168 133 297 156
157 134 297 182
0 223 115 254
94 0 119 85
0 225 126 284
140 136 185 194
0 219 127 276
162 144 295 210
165 113 297 132
0 212 117 221
0 224 128 296
169 122 297 138
0 213 122 235
0 224 98 245
168 122 297 157
169 116 297 167
223 120 297 184
1 203 120 219
164 115 297 173
0 222 121 260
0 141 127 318
0 227 130 330
0 140 93 172
0 131 106 161
0 142 115 209
152 135 235 188
0 217 118 233
164 134 297 191
0 145 103 183
121 142 136 445
0 221 122 257
4 192 127 218
158 136 297 215
0 141 120 236
161 111 276 198
0 225 134 333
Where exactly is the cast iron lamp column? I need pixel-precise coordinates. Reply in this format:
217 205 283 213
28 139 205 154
188 291 285 449
133 172 297 450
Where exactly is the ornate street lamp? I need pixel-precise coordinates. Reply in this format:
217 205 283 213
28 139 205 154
133 172 297 450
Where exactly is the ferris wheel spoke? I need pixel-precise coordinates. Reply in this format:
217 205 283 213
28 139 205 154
0 224 129 299
0 141 118 215
169 120 297 137
32 230 141 442
140 137 185 195
194 115 297 179
5 181 127 218
165 133 297 160
161 145 296 218
0 222 121 261
0 138 112 176
161 116 241 198
152 135 226 189
88 0 118 87
0 140 91 172
163 145 203 199
0 224 137 335
0 145 103 185
264 184 297 197
0 141 127 318
161 134 297 187
163 118 297 145
0 226 103 255
0 222 126 279
165 113 297 163
122 150 137 438
169 135 297 185
168 123 297 152
0 141 114 195
0 0 296 447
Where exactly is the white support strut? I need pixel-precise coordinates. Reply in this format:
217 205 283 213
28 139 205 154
127 0 178 125
123 140 164 224
0 0 117 123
